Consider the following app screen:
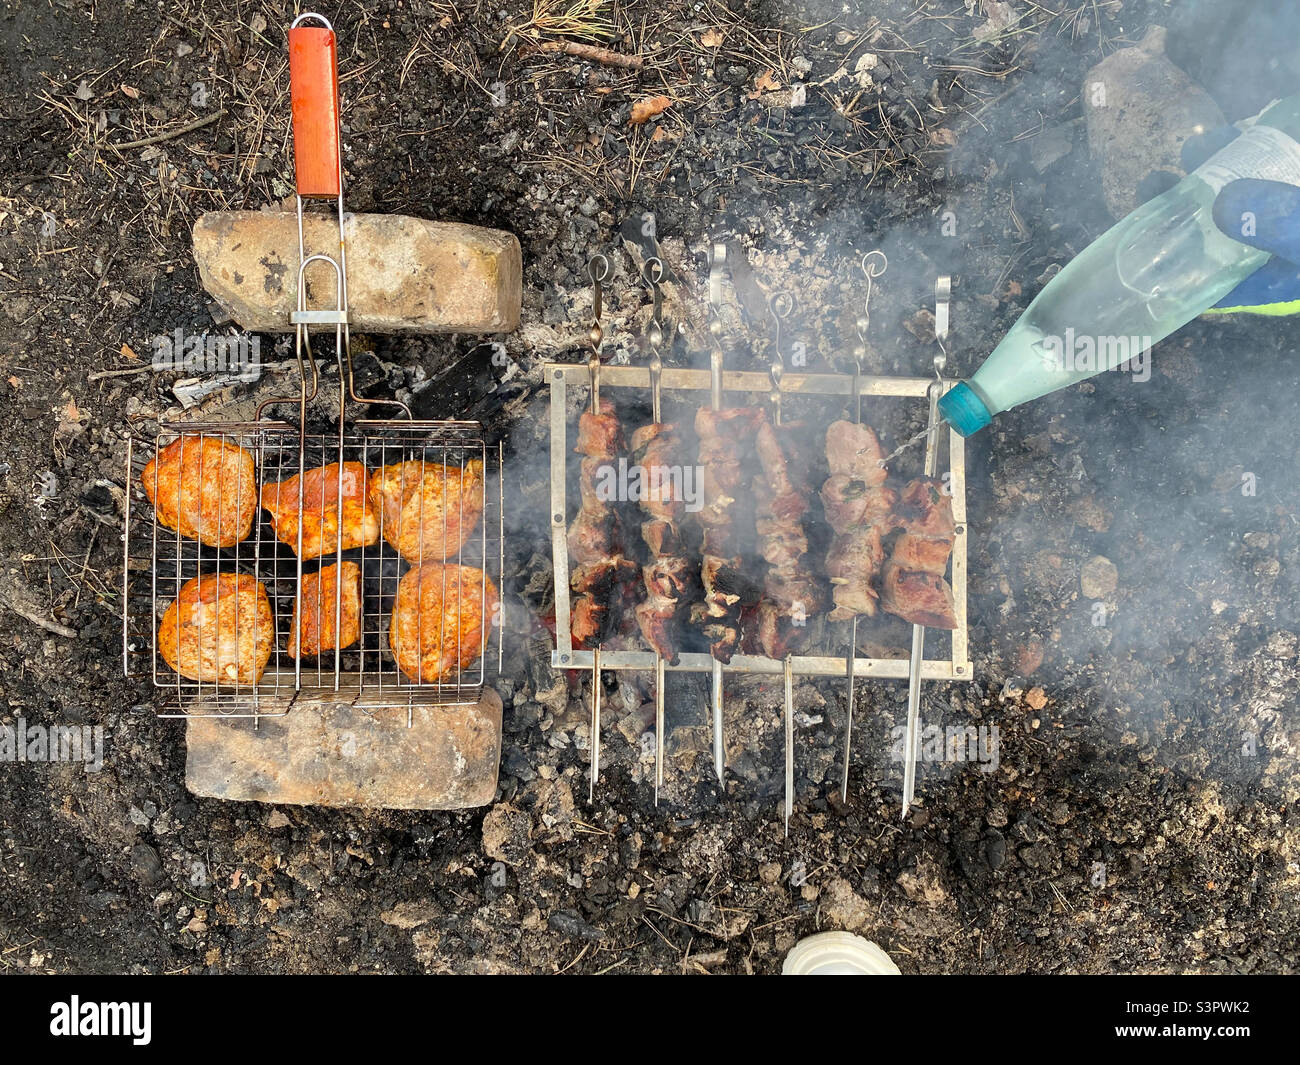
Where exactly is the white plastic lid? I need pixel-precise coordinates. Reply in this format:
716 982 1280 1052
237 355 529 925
782 932 902 975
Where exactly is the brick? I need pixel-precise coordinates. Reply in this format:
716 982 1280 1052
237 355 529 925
185 688 502 810
193 211 521 334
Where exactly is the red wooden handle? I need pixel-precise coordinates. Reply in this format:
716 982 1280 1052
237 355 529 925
288 25 341 199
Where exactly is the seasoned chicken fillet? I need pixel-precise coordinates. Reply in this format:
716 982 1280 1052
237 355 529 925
288 561 362 658
368 459 485 562
389 563 498 683
158 572 274 685
259 461 380 559
142 435 257 548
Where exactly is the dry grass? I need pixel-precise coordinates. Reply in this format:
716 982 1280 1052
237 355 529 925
502 0 617 51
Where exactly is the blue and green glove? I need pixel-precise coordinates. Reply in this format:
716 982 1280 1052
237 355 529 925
1142 125 1300 316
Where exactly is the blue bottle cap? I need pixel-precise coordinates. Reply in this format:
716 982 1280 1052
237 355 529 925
937 381 992 437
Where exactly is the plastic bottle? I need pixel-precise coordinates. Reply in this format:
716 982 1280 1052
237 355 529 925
938 92 1300 437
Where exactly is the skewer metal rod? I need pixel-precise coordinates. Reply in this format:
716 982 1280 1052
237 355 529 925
841 616 857 803
590 646 601 802
783 655 794 836
901 280 949 818
655 653 665 805
712 659 725 783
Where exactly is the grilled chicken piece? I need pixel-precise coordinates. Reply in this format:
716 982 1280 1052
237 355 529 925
143 435 257 548
367 458 485 562
389 563 499 682
260 461 380 560
287 561 362 658
879 562 956 629
158 572 273 685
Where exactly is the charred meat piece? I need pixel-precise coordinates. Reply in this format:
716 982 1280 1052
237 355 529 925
287 561 362 658
629 422 693 663
752 416 826 658
821 423 892 621
568 397 635 649
260 461 380 560
389 563 499 682
158 572 274 685
143 435 257 548
879 562 956 629
368 458 485 562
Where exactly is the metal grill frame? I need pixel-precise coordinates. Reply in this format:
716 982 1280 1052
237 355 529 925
123 418 505 719
546 362 973 681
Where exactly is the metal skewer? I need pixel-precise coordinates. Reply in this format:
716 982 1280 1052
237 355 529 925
643 257 668 806
783 654 794 836
587 254 609 801
766 289 797 825
901 275 951 819
707 242 728 786
590 644 602 803
841 250 887 803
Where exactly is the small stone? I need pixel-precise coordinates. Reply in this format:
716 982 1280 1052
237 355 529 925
759 862 782 885
821 877 872 932
130 843 164 885
482 803 531 864
266 810 291 829
1080 555 1118 599
1025 687 1048 711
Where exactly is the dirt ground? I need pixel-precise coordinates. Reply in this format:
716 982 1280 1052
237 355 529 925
2 0 1298 974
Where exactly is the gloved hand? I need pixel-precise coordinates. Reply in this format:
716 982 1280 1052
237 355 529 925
1152 125 1300 315
1207 176 1300 314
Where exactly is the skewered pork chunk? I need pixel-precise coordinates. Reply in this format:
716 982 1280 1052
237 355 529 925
568 397 636 649
880 477 957 629
822 422 893 621
694 406 763 662
629 421 692 663
752 415 826 659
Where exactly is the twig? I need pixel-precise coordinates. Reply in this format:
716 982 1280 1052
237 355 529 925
87 365 153 381
105 110 226 152
0 592 77 638
519 41 644 69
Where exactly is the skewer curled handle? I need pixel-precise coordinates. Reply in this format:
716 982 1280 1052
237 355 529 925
288 19 342 199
